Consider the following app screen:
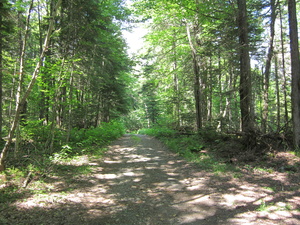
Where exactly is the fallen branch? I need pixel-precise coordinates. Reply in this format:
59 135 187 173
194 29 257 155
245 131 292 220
22 171 32 188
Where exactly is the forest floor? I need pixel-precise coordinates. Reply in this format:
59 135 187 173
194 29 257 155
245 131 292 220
0 134 300 224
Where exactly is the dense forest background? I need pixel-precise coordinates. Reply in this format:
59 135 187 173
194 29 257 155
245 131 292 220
0 0 299 171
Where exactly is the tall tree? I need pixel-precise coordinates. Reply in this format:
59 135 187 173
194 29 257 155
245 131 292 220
0 0 10 138
133 0 292 142
262 0 277 133
237 0 254 133
186 22 202 130
0 0 4 138
287 0 300 148
279 3 289 125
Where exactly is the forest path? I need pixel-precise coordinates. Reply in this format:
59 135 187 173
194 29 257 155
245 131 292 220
3 134 300 224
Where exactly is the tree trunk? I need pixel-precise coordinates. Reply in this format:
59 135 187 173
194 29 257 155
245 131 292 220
37 2 49 124
262 0 276 133
66 68 74 143
0 0 62 171
287 0 300 148
274 54 281 131
207 56 213 123
0 0 3 138
14 0 34 156
172 35 181 128
186 22 202 130
193 59 202 130
237 0 254 133
279 3 289 126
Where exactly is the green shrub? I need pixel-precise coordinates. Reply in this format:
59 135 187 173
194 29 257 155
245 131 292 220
21 120 64 143
70 120 125 147
139 126 239 174
50 145 73 162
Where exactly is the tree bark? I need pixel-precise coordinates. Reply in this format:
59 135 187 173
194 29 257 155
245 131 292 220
274 54 281 131
66 68 74 142
14 0 34 157
0 0 3 138
287 0 300 148
237 0 254 133
0 0 62 171
186 22 202 130
172 34 181 128
279 3 289 126
262 0 277 133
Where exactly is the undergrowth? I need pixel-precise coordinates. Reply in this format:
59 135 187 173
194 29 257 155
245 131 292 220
138 126 239 174
138 127 176 137
0 120 125 205
138 126 300 176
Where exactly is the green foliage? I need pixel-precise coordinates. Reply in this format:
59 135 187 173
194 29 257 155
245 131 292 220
80 147 108 159
0 167 33 205
20 120 63 144
4 167 26 183
197 128 224 143
163 134 232 173
0 183 28 204
130 135 142 144
121 111 145 131
50 145 73 162
257 200 269 211
16 120 125 162
70 120 125 147
50 163 93 176
140 126 240 174
3 119 125 181
0 119 125 206
255 200 293 212
132 0 294 143
20 119 124 149
138 126 176 137
289 150 300 157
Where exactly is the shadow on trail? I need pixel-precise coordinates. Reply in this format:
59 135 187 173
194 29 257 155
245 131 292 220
1 134 299 224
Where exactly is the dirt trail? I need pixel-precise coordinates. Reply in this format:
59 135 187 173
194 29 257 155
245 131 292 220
1 134 300 224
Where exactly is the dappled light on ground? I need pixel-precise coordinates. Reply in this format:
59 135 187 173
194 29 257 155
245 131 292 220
1 134 299 224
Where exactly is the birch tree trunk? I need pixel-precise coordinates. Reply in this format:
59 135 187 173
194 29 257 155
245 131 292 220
14 0 33 158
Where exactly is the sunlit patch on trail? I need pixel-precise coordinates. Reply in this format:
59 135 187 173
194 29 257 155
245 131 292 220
173 193 217 223
123 171 142 177
95 173 120 179
103 160 122 164
126 154 152 162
